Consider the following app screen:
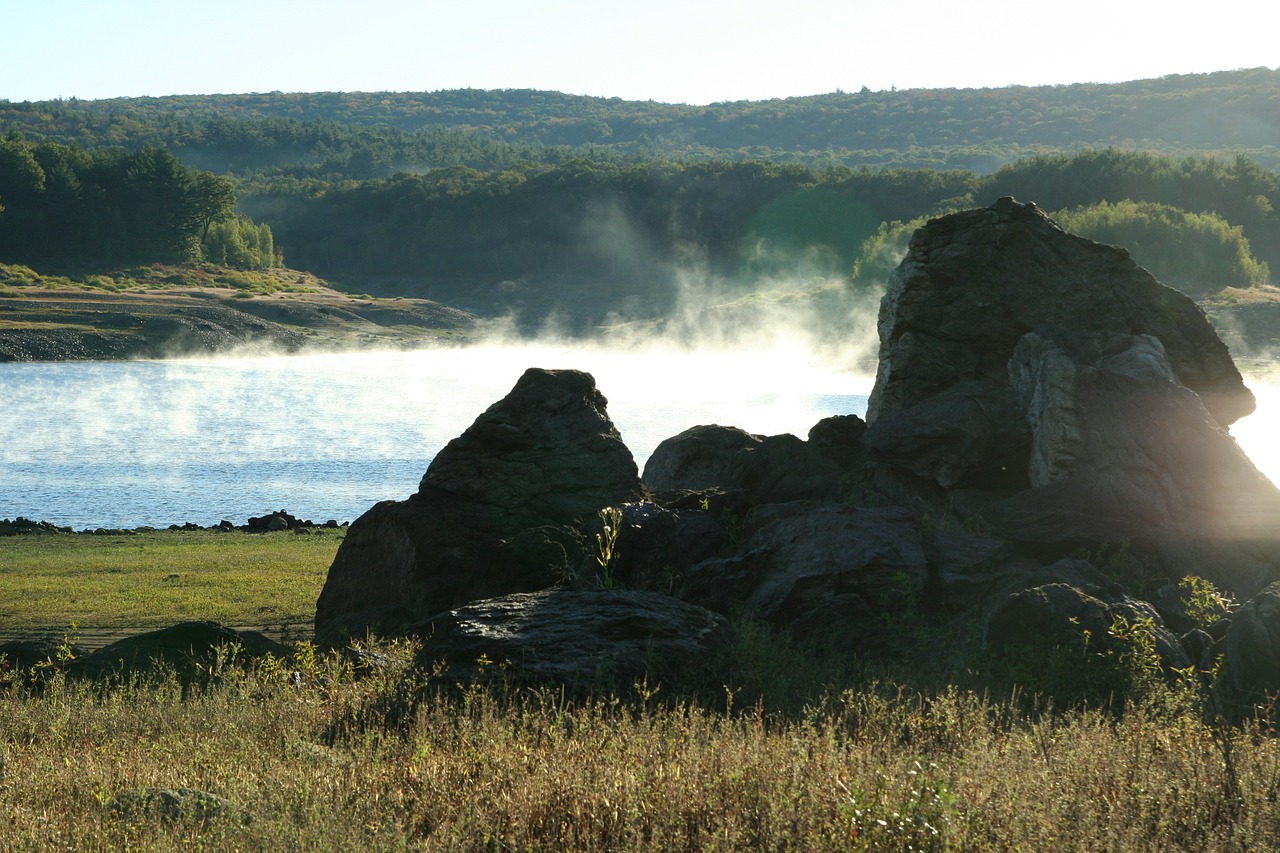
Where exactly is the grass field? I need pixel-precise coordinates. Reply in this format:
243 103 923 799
0 529 341 637
3 530 1280 850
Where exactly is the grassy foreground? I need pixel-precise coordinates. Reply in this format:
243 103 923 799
2 531 1279 850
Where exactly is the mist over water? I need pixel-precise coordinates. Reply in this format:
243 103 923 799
0 345 871 530
4 344 1276 531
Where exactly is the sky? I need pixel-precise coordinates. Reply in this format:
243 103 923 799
3 0 1276 104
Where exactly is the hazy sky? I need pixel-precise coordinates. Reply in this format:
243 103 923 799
5 0 1276 104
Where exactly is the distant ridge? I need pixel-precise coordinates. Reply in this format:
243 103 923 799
3 67 1278 172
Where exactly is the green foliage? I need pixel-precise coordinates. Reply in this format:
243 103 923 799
986 149 1280 275
7 68 1280 174
837 760 955 850
1053 199 1269 294
5 78 1280 316
850 216 926 283
1102 613 1166 705
1179 575 1235 629
202 214 277 269
0 138 241 266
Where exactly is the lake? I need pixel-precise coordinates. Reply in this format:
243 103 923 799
0 344 872 530
4 345 1276 531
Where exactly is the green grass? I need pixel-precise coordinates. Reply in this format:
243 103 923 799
0 530 341 632
0 262 326 296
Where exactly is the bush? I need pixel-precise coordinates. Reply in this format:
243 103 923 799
1054 199 1270 295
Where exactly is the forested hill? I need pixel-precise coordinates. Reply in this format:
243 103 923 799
3 67 1279 173
3 69 1280 345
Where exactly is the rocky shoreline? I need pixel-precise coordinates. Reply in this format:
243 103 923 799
0 510 349 537
0 276 477 363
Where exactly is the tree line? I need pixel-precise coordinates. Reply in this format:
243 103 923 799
1 130 1277 326
3 67 1279 175
239 148 1279 300
0 134 273 268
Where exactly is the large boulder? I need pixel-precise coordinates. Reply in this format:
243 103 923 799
684 504 928 654
642 424 763 493
315 368 644 642
1214 582 1280 708
986 329 1280 598
865 197 1253 490
65 621 285 681
416 589 727 687
984 582 1190 673
643 420 864 507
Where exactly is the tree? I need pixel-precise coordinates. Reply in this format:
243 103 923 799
121 146 200 262
190 170 236 243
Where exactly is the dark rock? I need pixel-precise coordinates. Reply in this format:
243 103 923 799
247 510 302 532
866 197 1253 490
984 582 1190 672
986 329 1280 598
65 621 285 681
416 588 727 688
724 432 855 504
922 527 1041 613
417 369 641 528
592 501 727 593
642 425 763 493
1214 582 1280 704
1180 628 1216 670
975 557 1121 624
0 638 63 671
684 504 927 653
864 379 1029 490
807 414 867 448
644 423 860 508
315 368 643 642
0 517 72 536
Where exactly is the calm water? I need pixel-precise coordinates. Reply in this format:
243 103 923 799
0 345 872 530
4 346 1276 531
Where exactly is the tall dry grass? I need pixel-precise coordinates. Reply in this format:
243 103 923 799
3 631 1279 851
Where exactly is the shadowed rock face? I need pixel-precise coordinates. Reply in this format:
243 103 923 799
314 368 644 642
986 329 1280 598
642 419 865 508
65 621 285 681
418 367 641 529
859 198 1280 603
866 197 1253 489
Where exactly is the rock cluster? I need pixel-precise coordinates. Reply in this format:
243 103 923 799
309 199 1280 705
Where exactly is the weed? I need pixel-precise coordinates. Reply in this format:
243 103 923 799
1180 574 1235 629
594 506 622 589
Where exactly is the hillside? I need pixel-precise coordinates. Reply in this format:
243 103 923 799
3 69 1280 354
3 68 1278 173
